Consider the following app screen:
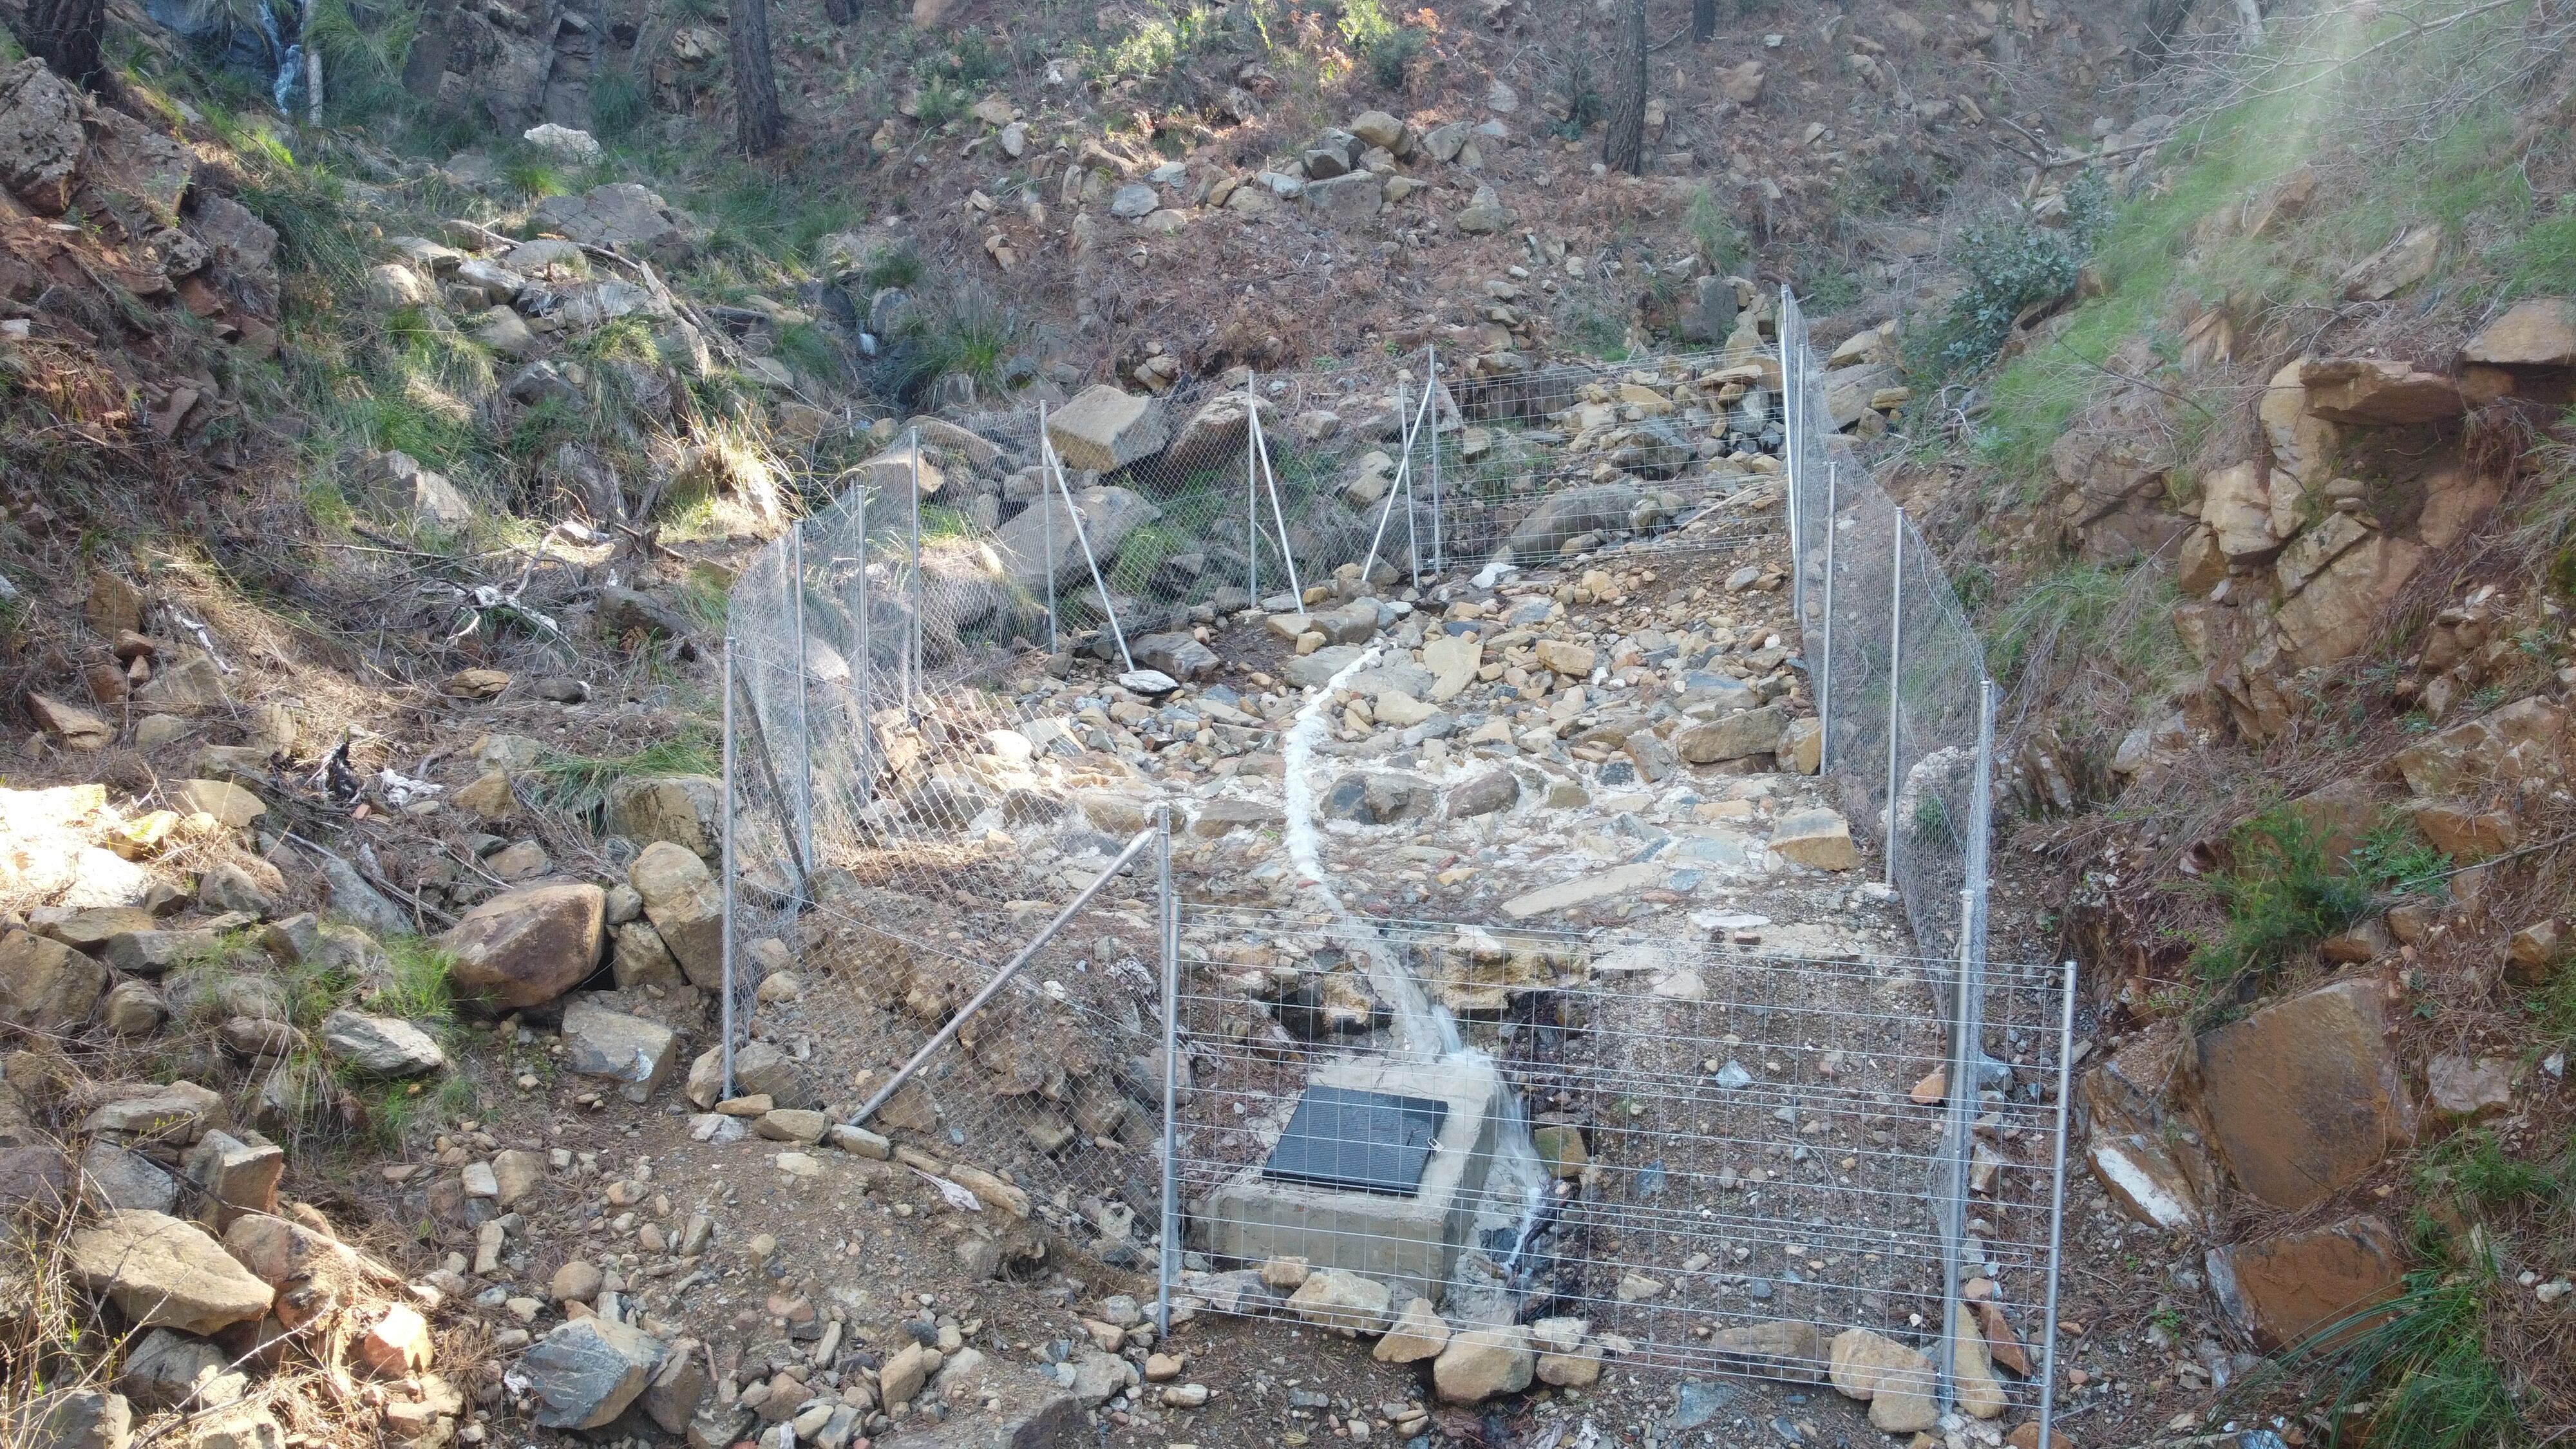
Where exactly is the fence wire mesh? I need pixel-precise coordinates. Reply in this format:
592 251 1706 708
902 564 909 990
721 297 2062 1435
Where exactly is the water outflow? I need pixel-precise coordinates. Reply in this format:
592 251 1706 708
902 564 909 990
1281 654 1551 1314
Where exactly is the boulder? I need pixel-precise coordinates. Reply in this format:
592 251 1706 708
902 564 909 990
10 1389 131 1449
1711 1320 1826 1384
1285 1269 1392 1334
685 1040 816 1110
2190 978 2414 1211
319 1009 448 1077
0 59 86 214
2390 697 2565 798
2339 223 2441 301
531 184 704 266
1322 772 1432 825
1676 705 1785 764
1678 275 1739 345
0 930 110 1031
629 843 723 988
1826 1329 1936 1434
177 1405 280 1449
1770 810 1858 870
441 884 607 1010
2206 1214 2403 1349
1135 632 1220 681
1372 1298 1450 1363
1162 394 1262 475
1302 171 1384 225
181 1131 282 1218
80 1142 180 1212
2198 461 2277 558
1432 1323 1533 1403
2425 1054 2513 1122
1501 484 1639 557
2300 357 2464 425
2276 533 2422 665
605 776 721 859
560 998 679 1103
67 1210 274 1334
28 695 113 751
2463 298 2576 367
1047 386 1168 473
522 1317 669 1429
1444 768 1519 819
120 1328 249 1409
80 1082 225 1144
992 486 1159 592
1282 644 1366 689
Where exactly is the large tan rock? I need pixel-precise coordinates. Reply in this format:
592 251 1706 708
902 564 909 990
0 929 109 1031
1431 1323 1533 1403
2462 298 2576 366
1676 705 1785 763
522 1316 669 1428
441 883 606 1010
1372 1298 1450 1363
2300 358 2465 425
2339 223 2440 301
2275 533 2424 665
2190 978 2414 1211
2208 1215 2403 1349
1421 634 1483 702
68 1210 274 1334
2391 696 2565 797
2198 461 2276 558
1827 1329 1936 1434
2260 360 2340 489
169 781 265 829
630 842 723 987
1046 386 1167 473
1770 810 1858 870
1712 1320 1826 1383
2425 1054 2514 1122
605 776 720 859
1949 1303 2007 1419
1285 1269 1392 1334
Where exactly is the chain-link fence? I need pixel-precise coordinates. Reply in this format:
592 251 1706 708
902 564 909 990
723 296 2067 1438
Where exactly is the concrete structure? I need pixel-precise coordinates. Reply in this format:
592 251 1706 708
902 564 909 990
1201 1056 1504 1306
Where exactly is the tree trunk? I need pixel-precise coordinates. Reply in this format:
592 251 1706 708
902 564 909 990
1693 0 1716 44
728 0 784 154
2232 0 2264 46
2131 0 2197 73
823 0 857 26
1602 0 1647 174
24 0 106 88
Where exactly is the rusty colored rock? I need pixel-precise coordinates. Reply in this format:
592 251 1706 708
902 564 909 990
2190 978 2414 1211
2208 1215 2404 1349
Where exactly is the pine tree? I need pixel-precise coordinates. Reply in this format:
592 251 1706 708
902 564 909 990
730 0 785 154
1602 0 1648 175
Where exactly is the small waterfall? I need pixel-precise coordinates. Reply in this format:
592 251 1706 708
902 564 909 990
1281 653 1553 1314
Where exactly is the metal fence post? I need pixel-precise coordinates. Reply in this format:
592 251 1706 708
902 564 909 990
1819 459 1837 772
1969 677 1997 967
1782 287 1803 631
1884 524 1904 885
1246 370 1260 607
1426 345 1443 575
907 426 923 714
2036 960 2079 1449
1938 883 1974 1416
1155 804 1180 1336
852 492 873 810
788 522 814 902
719 636 739 1101
1041 401 1057 653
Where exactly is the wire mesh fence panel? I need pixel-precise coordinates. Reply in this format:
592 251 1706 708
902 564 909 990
1160 910 2072 1419
1429 341 1787 575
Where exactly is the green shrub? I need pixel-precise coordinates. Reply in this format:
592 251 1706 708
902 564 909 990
864 243 925 292
591 68 647 138
303 0 417 124
914 78 971 127
1908 171 2111 383
374 936 458 1024
1683 187 1745 278
1364 24 1428 89
2191 808 2374 985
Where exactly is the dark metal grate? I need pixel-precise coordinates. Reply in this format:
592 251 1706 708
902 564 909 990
1260 1086 1449 1197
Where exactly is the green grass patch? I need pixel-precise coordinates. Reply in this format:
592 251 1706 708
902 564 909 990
527 735 721 820
1986 561 2184 686
2190 808 2376 986
2257 1260 2521 1449
591 68 649 138
2490 213 2576 301
372 935 458 1024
